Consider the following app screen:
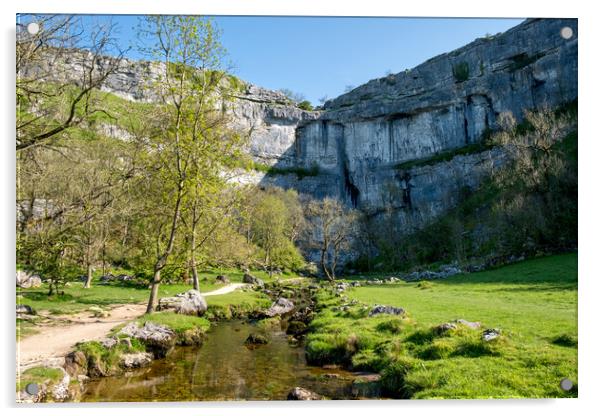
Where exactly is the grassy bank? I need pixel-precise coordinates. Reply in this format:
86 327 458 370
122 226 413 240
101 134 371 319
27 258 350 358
306 253 577 398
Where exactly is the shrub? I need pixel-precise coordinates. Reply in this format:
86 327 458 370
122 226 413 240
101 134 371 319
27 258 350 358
452 61 470 82
297 100 314 111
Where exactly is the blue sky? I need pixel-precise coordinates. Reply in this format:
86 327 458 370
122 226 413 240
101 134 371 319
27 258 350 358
29 15 525 105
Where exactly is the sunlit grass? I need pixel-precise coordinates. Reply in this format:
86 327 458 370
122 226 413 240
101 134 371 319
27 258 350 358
306 253 577 398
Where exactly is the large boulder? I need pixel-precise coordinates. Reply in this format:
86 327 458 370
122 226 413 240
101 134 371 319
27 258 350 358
243 273 264 287
157 289 207 317
265 297 294 317
287 387 322 400
119 322 176 357
368 305 406 317
17 304 35 315
16 270 42 288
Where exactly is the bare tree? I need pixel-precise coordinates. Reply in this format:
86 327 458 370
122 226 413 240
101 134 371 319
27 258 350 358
306 198 358 281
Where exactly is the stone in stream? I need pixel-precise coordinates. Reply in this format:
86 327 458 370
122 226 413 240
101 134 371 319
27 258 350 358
243 273 264 287
351 373 382 398
120 352 153 369
265 297 295 317
286 320 308 336
157 289 207 317
119 322 176 358
287 386 323 400
244 333 269 346
368 305 406 317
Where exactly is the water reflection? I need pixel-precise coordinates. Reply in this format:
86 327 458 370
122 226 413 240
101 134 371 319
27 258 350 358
82 321 355 402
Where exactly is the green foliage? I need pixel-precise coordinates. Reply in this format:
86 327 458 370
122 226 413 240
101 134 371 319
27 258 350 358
509 52 544 71
243 187 307 272
452 61 470 82
250 161 321 179
297 100 314 111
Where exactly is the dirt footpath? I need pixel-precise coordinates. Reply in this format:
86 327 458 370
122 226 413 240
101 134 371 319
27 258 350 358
17 283 249 369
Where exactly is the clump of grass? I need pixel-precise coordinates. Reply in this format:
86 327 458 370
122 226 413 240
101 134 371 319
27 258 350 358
376 318 406 334
137 312 211 345
17 367 64 392
418 337 456 360
256 316 281 330
416 281 434 290
380 356 419 398
551 333 577 348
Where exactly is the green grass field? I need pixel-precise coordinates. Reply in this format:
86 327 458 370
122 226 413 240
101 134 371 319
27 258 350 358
307 253 577 399
16 267 282 315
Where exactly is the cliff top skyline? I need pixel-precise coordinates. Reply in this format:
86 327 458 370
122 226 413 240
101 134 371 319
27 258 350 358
18 14 523 105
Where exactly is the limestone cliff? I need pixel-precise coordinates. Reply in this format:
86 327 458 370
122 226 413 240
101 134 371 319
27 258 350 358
255 18 578 231
33 18 577 236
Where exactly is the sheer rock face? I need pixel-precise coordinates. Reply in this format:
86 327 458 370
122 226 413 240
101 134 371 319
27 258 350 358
235 19 577 234
282 18 577 225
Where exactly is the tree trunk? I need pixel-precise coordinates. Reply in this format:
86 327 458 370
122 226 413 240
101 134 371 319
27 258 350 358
320 248 333 281
191 257 199 291
101 242 106 276
84 264 93 289
146 269 162 314
190 229 200 291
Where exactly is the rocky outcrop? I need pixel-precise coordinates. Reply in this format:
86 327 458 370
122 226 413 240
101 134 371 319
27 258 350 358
368 305 406 317
265 297 295 317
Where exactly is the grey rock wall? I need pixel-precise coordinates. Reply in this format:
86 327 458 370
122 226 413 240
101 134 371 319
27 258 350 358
258 18 577 232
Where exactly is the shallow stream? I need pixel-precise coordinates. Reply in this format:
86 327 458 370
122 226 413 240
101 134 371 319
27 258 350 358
81 320 363 401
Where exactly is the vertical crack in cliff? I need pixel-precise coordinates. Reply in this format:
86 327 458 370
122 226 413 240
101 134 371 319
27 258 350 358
335 124 360 208
343 164 360 208
463 100 470 145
